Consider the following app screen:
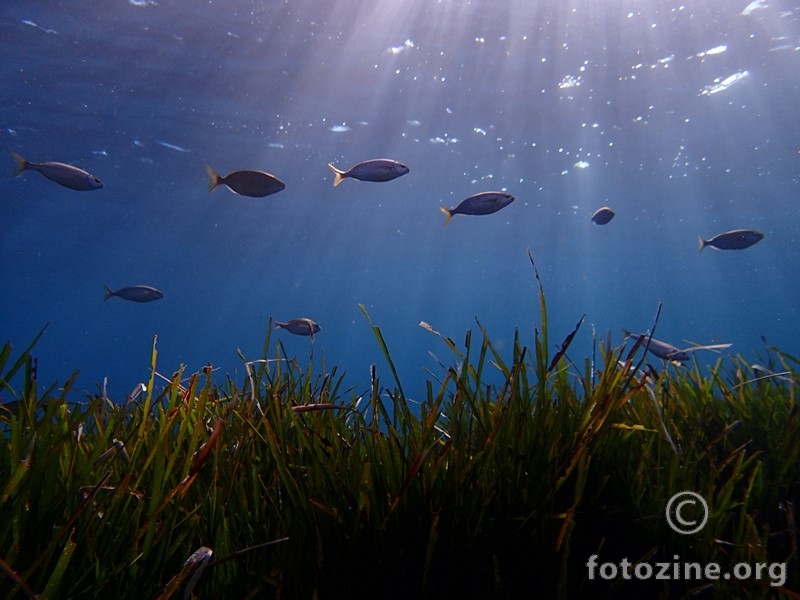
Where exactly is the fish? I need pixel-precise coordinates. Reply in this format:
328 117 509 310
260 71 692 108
327 159 409 187
623 330 690 362
698 229 763 252
206 165 285 197
103 285 164 303
591 206 615 225
439 191 514 225
623 330 732 362
11 152 103 191
274 318 321 339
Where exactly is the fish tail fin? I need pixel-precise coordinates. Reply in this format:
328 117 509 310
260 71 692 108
439 206 453 225
274 321 285 330
103 285 114 301
327 163 345 187
698 235 707 252
10 152 28 177
206 165 220 192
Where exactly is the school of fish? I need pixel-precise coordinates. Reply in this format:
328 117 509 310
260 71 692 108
10 149 765 346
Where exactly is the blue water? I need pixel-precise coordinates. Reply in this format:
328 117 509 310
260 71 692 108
2 1 799 402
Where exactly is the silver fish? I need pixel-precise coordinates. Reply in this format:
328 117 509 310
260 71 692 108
206 165 285 197
327 159 409 187
104 285 163 303
11 152 103 191
591 206 615 225
623 330 690 361
698 229 763 251
274 318 321 338
440 192 514 225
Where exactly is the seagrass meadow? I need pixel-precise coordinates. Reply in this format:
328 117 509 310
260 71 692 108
2 273 800 599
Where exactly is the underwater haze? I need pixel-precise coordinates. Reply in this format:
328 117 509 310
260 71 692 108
1 0 799 401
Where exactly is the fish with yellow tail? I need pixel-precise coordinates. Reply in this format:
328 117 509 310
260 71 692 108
440 191 514 225
327 159 409 186
206 165 285 197
11 152 103 191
